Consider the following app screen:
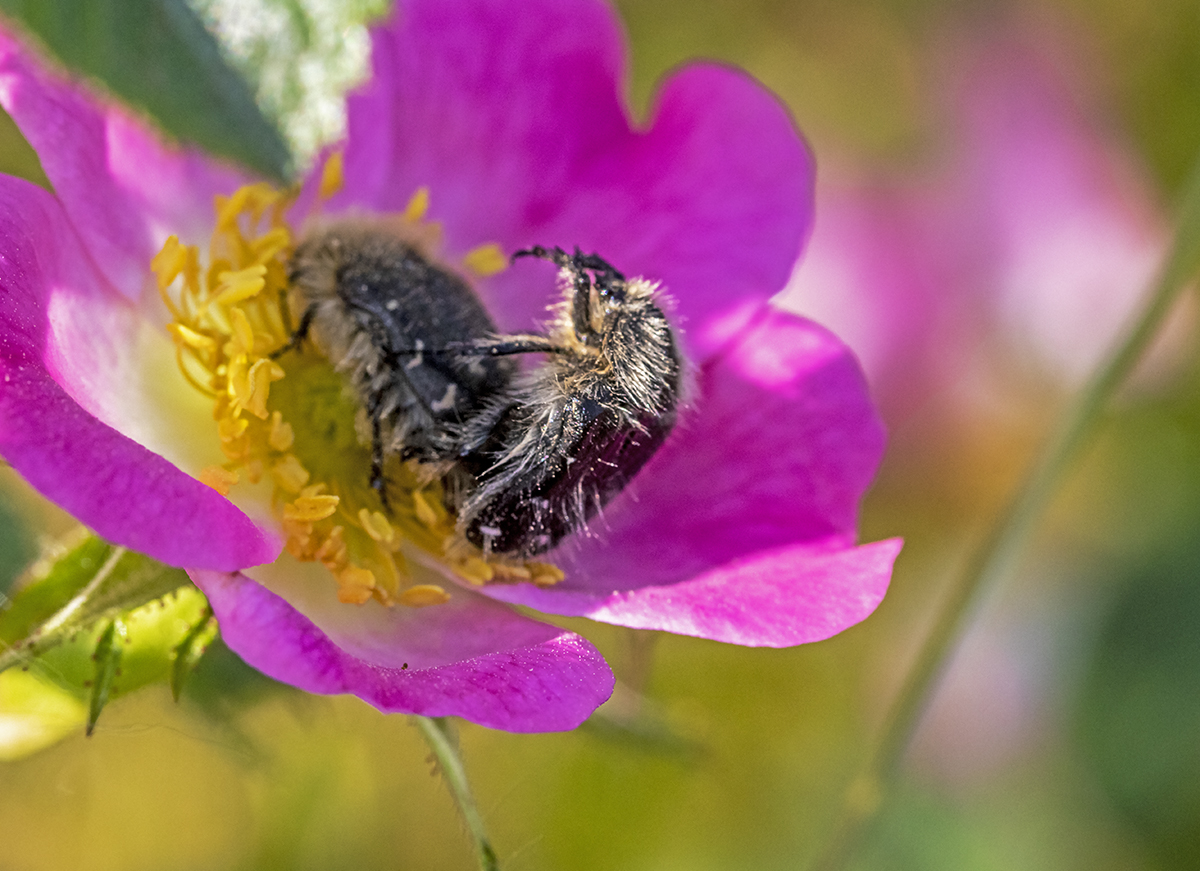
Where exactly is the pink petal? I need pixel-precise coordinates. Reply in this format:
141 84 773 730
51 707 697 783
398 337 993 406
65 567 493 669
484 538 901 645
0 174 278 570
0 26 246 300
192 568 614 731
332 0 812 362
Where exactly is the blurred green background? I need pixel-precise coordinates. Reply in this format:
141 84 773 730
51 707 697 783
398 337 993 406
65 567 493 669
3 0 1200 869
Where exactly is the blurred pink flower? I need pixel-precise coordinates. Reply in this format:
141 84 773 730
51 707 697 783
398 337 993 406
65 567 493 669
781 19 1167 416
0 0 899 731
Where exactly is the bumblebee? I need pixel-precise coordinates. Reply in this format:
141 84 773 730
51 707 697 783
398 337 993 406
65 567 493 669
286 223 683 559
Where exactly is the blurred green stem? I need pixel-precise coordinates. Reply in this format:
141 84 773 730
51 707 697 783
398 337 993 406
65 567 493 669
414 715 500 871
811 153 1200 871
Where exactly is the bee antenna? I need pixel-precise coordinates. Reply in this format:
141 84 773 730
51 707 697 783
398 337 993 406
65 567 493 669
512 245 571 268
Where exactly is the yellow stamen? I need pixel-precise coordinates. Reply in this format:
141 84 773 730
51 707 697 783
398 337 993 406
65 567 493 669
463 243 508 277
229 307 255 355
358 508 397 545
314 526 348 570
529 562 566 587
243 358 285 419
267 411 294 452
151 235 188 290
160 180 566 611
403 186 430 223
284 494 340 523
398 585 451 607
454 557 495 586
336 566 377 605
214 265 268 306
271 454 311 494
167 323 216 352
411 489 439 529
492 563 532 581
319 151 345 200
198 465 239 496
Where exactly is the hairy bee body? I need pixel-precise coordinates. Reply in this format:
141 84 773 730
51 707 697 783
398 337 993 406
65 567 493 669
454 266 681 556
287 223 515 473
285 226 682 559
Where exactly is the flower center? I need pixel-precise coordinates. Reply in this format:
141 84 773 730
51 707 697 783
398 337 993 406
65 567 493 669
154 158 563 607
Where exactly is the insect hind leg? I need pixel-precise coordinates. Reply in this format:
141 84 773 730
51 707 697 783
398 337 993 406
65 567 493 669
269 305 317 359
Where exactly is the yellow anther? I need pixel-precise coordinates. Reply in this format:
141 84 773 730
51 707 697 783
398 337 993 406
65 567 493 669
492 563 532 581
197 465 239 496
453 557 495 586
314 526 348 570
244 183 281 223
336 566 377 605
282 517 315 557
167 323 216 351
271 454 311 494
528 562 566 587
284 494 340 523
319 151 345 200
463 243 508 277
251 227 291 262
242 358 285 419
268 411 295 451
403 186 430 223
398 585 451 607
214 265 268 305
214 188 250 231
244 458 264 484
411 489 439 528
227 354 251 409
229 307 255 354
217 415 249 443
358 508 396 545
152 235 189 290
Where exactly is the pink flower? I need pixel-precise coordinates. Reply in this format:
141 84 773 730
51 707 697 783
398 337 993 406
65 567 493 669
781 18 1167 416
0 0 899 732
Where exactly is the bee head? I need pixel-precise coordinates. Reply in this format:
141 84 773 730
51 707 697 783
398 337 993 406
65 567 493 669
513 245 635 346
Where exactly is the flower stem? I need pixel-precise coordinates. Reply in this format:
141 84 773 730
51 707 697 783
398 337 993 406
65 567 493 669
810 155 1200 871
414 715 500 871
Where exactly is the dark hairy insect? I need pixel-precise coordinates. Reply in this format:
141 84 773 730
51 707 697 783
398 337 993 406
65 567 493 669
285 222 683 559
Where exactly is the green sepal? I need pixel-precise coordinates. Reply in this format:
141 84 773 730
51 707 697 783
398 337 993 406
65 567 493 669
86 617 125 736
0 531 190 673
170 603 216 702
0 0 291 180
0 584 214 757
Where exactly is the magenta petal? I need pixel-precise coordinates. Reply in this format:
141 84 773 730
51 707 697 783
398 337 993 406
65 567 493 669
192 569 615 731
337 0 812 361
0 27 245 299
0 365 279 570
0 175 278 570
486 538 901 645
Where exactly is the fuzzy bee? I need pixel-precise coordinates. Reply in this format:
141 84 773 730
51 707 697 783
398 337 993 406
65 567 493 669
286 223 683 558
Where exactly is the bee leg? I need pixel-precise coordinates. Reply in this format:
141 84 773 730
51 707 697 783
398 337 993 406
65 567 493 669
367 393 391 512
270 305 316 359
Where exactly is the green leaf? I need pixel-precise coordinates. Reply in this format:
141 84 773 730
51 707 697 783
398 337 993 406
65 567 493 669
0 0 291 180
0 531 190 673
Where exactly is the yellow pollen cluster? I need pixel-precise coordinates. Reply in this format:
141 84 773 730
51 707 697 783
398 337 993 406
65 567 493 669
155 162 563 607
